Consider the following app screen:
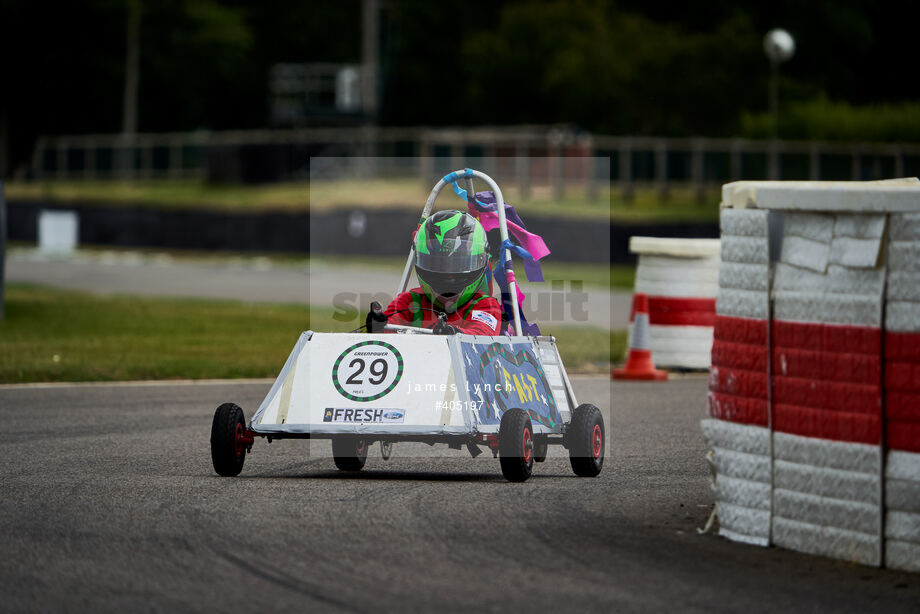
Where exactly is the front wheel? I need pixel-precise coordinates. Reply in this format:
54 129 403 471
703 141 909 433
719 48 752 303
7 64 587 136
332 436 368 471
211 402 247 477
499 408 534 482
568 404 605 477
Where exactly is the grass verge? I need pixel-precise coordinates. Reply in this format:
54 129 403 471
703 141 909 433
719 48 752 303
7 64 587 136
0 284 622 383
5 179 313 212
6 178 721 222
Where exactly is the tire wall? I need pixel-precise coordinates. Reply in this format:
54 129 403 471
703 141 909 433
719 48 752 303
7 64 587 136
705 208 772 544
770 210 885 566
885 212 920 572
703 180 920 572
631 238 720 369
701 418 771 545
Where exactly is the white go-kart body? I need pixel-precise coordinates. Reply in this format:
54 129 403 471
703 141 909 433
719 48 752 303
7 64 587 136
252 331 577 437
210 169 606 482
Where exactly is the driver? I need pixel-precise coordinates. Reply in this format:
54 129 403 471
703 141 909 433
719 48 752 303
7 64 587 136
367 210 502 335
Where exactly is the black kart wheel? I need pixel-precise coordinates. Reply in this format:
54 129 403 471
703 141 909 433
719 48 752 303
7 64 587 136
499 408 534 482
332 436 368 471
568 403 605 477
211 402 247 477
533 436 548 463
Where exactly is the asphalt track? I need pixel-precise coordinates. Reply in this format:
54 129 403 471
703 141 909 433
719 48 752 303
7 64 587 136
1 376 917 612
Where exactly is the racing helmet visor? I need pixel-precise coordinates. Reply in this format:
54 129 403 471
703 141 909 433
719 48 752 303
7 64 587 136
415 234 488 274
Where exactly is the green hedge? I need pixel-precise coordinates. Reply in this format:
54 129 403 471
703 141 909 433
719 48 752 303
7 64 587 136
741 97 920 142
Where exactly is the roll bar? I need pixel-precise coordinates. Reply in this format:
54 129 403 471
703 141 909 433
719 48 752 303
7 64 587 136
397 169 523 336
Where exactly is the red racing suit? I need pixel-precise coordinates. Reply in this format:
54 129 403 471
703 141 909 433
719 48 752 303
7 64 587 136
382 287 503 336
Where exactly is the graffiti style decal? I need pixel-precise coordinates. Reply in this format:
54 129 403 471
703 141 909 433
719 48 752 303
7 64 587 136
460 341 560 427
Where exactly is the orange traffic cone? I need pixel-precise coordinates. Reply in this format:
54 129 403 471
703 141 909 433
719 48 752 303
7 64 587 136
613 293 668 381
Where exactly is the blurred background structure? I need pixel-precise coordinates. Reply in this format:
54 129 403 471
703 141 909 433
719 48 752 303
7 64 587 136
2 0 920 186
1 0 918 376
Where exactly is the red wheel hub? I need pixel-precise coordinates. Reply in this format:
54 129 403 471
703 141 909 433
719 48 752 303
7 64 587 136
234 422 245 458
522 427 533 464
592 424 602 459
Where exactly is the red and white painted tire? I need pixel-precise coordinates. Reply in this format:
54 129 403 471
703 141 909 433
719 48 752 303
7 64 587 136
630 237 720 369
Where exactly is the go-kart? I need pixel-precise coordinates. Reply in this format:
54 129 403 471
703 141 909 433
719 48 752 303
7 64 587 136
210 169 605 482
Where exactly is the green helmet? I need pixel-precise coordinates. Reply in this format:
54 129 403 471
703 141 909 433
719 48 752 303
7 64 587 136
414 210 489 311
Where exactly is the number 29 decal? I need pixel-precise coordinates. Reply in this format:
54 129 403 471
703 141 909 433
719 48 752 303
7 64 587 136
332 341 404 402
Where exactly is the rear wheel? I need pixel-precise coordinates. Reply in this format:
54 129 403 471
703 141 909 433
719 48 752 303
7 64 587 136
332 436 368 471
499 408 534 482
568 403 605 477
211 403 247 477
533 436 548 463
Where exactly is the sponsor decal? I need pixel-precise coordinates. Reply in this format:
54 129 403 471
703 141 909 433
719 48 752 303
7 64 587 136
332 341 404 402
323 408 405 423
470 310 498 329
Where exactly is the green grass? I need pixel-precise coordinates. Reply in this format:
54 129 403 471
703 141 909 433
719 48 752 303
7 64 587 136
312 179 617 220
0 284 320 382
609 265 635 290
0 284 621 383
542 326 626 373
610 186 721 222
6 178 721 223
5 179 313 212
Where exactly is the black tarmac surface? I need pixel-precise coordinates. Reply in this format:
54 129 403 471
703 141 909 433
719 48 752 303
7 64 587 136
1 376 917 612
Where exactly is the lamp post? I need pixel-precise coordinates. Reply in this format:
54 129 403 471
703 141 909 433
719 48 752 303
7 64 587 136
764 29 796 140
120 0 141 179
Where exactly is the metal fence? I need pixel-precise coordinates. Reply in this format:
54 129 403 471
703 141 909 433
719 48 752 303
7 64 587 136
27 126 920 198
